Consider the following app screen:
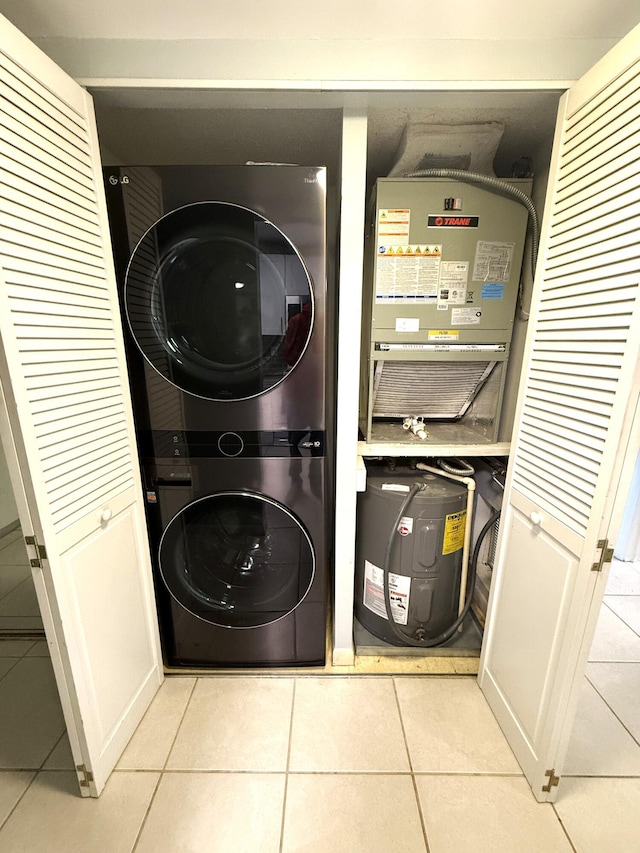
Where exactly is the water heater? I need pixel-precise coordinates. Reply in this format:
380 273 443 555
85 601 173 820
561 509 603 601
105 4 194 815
361 177 532 444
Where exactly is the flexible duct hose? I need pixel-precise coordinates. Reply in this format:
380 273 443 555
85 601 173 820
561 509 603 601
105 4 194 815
404 168 538 318
438 457 475 477
382 484 501 648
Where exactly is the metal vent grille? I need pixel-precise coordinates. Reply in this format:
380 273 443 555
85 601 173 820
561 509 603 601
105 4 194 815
372 361 498 419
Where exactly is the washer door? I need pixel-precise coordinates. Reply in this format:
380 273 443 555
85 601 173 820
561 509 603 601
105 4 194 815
125 201 314 400
159 492 315 628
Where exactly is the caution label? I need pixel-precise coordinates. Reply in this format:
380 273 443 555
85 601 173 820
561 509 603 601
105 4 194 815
443 509 467 555
363 560 410 624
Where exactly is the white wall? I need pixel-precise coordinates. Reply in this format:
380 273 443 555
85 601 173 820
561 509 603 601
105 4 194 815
0 0 637 85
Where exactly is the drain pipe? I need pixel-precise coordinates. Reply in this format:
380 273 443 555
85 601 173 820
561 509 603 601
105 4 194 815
416 461 476 618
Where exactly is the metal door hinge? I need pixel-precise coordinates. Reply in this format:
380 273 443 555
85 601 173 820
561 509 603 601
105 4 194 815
24 535 47 568
542 769 560 792
592 538 615 572
76 764 94 788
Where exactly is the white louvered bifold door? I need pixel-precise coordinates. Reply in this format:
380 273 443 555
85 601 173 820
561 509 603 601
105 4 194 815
0 14 162 796
479 23 640 803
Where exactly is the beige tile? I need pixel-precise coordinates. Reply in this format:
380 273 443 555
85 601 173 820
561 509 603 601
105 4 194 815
117 676 195 770
0 576 40 617
605 560 640 595
0 657 65 768
0 771 34 827
554 777 640 853
604 595 640 636
0 640 36 658
0 538 29 568
137 772 285 852
416 775 572 853
42 733 75 770
0 771 158 852
588 605 640 661
167 677 293 771
289 677 409 772
564 679 640 776
0 564 31 601
586 662 640 741
395 676 521 772
25 640 50 657
0 659 16 681
282 774 426 853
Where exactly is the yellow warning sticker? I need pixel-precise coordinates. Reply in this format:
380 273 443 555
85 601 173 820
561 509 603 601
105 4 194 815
428 330 459 339
443 509 467 555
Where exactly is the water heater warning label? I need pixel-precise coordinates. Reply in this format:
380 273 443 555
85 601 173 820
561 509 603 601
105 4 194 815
363 560 410 625
443 510 467 555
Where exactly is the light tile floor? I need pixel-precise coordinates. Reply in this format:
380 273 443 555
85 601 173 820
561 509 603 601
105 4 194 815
0 560 638 851
0 526 42 632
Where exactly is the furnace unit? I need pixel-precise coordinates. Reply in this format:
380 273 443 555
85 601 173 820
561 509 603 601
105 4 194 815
361 177 532 444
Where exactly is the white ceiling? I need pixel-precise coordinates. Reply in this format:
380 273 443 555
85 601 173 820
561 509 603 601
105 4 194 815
0 0 638 42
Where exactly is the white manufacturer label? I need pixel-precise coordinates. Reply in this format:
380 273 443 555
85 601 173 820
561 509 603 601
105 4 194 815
451 307 482 325
473 241 515 283
438 261 469 306
381 484 412 492
363 560 411 625
398 515 413 536
395 317 419 333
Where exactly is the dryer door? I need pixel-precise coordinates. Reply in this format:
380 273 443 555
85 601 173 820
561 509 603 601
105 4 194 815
125 202 314 400
158 491 315 628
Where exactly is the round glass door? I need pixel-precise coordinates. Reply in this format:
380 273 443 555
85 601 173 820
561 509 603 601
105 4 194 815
125 202 314 400
159 492 315 628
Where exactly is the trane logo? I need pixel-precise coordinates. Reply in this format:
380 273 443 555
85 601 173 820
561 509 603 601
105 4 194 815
428 215 479 228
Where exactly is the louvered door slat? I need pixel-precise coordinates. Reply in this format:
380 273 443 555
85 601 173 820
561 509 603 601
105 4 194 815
563 63 640 140
3 197 103 252
0 62 86 147
551 189 640 238
0 45 137 529
1 182 101 239
42 434 130 474
5 209 104 264
552 161 640 217
518 437 600 480
1 121 94 196
547 218 640 261
28 370 120 396
510 55 640 536
527 380 614 413
0 110 90 178
37 413 127 451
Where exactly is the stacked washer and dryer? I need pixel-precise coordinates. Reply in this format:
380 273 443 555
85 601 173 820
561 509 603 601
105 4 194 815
105 165 331 667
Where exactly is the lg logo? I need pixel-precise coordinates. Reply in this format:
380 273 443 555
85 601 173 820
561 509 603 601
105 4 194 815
108 175 130 185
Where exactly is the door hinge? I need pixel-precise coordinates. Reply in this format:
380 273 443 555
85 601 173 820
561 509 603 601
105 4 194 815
24 535 47 568
76 764 94 788
542 768 560 793
592 538 614 572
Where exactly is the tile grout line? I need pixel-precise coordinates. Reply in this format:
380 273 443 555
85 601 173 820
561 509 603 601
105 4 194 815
392 676 431 853
601 596 640 641
584 669 640 749
160 676 199 773
129 772 163 853
129 676 199 853
0 770 38 836
551 802 579 853
278 678 297 853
